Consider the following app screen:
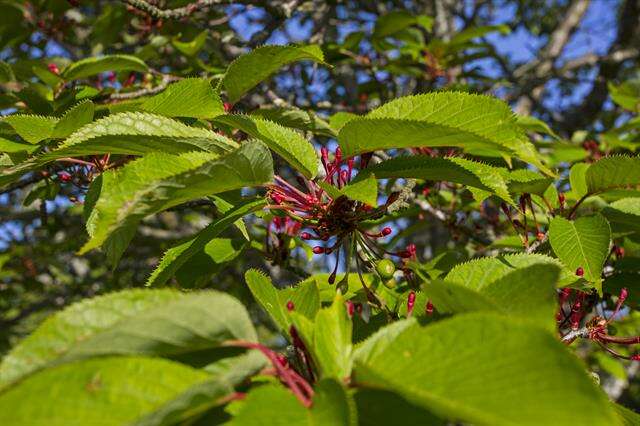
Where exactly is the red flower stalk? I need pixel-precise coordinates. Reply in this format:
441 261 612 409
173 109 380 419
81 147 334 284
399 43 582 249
226 340 314 407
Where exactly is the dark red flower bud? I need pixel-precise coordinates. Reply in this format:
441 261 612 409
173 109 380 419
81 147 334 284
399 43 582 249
422 187 430 196
346 300 354 317
286 300 294 311
558 193 565 207
223 102 233 112
382 227 392 236
425 300 434 315
58 171 72 182
407 291 416 315
614 246 625 258
47 63 60 75
271 193 284 204
300 232 312 240
631 354 640 361
321 147 329 161
619 288 629 304
335 147 342 164
575 267 584 277
313 246 325 254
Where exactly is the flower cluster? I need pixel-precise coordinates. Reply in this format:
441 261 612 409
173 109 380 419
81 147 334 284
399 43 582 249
561 287 640 361
265 147 415 287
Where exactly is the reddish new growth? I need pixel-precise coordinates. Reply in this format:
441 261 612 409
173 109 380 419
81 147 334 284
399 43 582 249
265 147 414 288
561 288 640 361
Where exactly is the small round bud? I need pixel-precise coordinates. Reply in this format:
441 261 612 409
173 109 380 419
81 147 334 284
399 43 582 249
312 246 325 254
47 63 59 75
300 232 312 240
536 232 545 241
375 259 396 280
382 278 397 289
286 300 294 311
381 227 392 236
575 267 584 277
425 300 434 315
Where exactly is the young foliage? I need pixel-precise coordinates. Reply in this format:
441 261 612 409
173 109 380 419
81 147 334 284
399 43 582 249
549 214 611 285
221 44 325 103
147 199 267 287
0 289 256 389
354 313 618 425
62 54 148 80
81 142 273 264
139 78 224 119
214 114 318 178
0 357 210 426
338 92 550 174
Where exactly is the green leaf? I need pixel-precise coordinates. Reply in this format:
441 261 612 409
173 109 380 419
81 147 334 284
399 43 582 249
62 54 148 80
0 357 211 426
172 31 208 56
0 289 256 389
506 169 553 195
3 114 57 143
0 137 37 154
244 269 320 333
570 162 590 198
359 155 513 203
329 111 359 132
0 112 240 189
313 294 353 379
51 100 95 139
354 313 617 426
586 156 640 194
608 80 640 112
424 264 559 330
132 378 232 426
80 142 273 264
516 114 560 139
250 107 336 137
603 198 640 232
338 92 550 174
613 403 640 426
229 379 356 425
147 198 266 287
373 11 425 38
214 114 318 178
548 214 611 283
140 78 224 119
445 253 577 289
340 173 378 206
222 44 325 103
54 112 237 156
354 388 444 426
